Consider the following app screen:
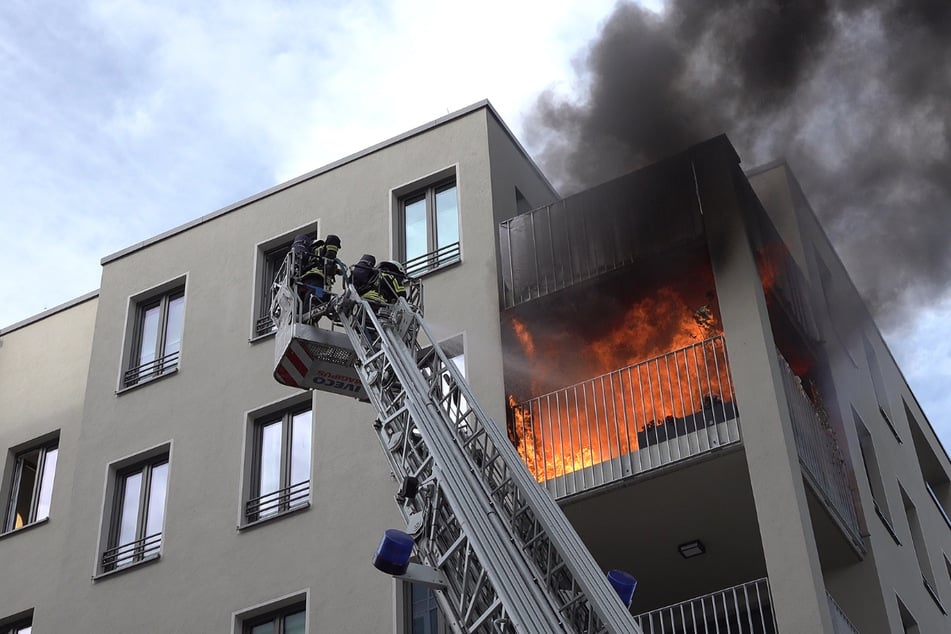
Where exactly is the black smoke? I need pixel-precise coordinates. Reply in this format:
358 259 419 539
527 0 951 329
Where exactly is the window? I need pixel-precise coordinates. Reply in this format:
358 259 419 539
897 594 920 633
863 334 901 442
854 408 899 543
405 583 443 634
124 285 185 387
238 600 306 634
255 243 293 338
102 453 169 573
244 603 305 634
900 483 945 613
3 437 58 533
245 404 312 524
397 175 459 276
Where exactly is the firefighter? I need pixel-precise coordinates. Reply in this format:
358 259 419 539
351 254 383 303
298 234 342 311
378 260 407 304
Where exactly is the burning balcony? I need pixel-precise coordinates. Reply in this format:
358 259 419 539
777 350 864 552
509 336 740 497
500 210 740 495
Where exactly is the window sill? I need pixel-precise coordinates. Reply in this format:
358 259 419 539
116 367 179 396
0 517 49 541
237 502 310 532
93 553 161 581
249 330 276 345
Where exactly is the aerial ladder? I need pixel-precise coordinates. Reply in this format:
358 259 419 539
270 246 640 634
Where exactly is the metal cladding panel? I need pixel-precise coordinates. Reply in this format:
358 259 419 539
274 322 367 399
500 156 704 308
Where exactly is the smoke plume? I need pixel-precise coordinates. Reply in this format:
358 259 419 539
527 0 951 329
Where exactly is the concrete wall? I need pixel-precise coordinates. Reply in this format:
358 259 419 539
0 295 97 627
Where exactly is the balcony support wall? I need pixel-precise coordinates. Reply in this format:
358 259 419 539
695 142 834 633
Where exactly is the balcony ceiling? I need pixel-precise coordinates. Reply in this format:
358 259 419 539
560 448 767 614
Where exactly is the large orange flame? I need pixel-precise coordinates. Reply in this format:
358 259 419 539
507 281 734 483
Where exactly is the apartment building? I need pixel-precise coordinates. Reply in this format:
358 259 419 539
1 101 949 633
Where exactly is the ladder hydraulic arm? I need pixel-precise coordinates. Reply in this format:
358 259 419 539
271 251 640 634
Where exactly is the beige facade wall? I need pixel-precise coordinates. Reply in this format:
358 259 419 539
0 295 97 628
0 103 560 633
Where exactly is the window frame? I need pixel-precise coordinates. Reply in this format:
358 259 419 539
241 397 314 527
0 611 32 634
401 582 446 634
96 443 171 578
3 435 59 534
243 602 306 634
120 277 187 390
232 591 308 634
393 167 461 277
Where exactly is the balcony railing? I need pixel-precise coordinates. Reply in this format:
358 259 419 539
511 336 741 498
245 480 310 522
827 592 859 634
102 532 162 572
255 313 277 338
404 241 460 277
123 350 179 387
634 578 777 634
777 353 863 550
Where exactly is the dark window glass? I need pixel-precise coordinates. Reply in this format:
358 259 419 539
410 583 440 634
399 178 460 276
3 441 58 532
244 605 305 634
103 457 168 571
256 244 293 337
247 406 312 523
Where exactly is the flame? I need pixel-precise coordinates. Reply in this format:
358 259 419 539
506 279 734 483
510 316 536 359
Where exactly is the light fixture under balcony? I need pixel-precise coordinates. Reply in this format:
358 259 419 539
678 539 706 559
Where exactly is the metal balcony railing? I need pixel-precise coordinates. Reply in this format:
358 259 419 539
102 532 162 571
511 336 741 498
255 313 276 337
403 241 460 277
123 350 180 387
827 592 859 634
245 480 309 522
777 353 863 550
634 578 777 634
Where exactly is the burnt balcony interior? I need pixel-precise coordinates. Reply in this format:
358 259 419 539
744 187 865 560
501 241 741 495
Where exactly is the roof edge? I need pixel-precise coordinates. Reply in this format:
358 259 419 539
0 290 100 336
101 100 496 266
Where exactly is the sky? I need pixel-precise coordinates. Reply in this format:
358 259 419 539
2 1 949 451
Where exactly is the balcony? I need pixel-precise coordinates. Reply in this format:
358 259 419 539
827 592 860 634
511 336 741 498
777 352 864 553
634 578 777 634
